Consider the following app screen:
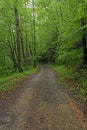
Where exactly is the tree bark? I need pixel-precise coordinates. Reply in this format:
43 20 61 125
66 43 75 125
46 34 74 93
19 28 26 64
10 48 17 68
14 0 22 72
25 24 29 58
25 1 29 58
32 0 36 67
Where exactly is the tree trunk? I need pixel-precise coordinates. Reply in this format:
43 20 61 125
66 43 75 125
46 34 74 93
25 1 29 58
81 18 87 65
14 0 22 72
25 25 29 58
10 49 17 68
9 29 17 69
32 0 36 67
19 29 26 64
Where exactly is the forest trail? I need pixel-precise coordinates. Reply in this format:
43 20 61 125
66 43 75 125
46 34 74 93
0 66 87 130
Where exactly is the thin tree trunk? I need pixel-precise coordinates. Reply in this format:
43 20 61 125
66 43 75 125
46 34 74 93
25 24 29 57
32 0 36 67
10 49 17 68
14 0 22 72
19 28 26 64
8 24 17 69
25 1 29 58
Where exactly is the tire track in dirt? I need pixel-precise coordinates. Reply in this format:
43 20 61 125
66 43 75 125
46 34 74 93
0 66 86 130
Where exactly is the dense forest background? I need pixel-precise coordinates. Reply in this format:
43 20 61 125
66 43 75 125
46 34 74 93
0 0 87 100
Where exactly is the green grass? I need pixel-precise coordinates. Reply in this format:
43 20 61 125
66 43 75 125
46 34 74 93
49 64 87 101
0 67 37 93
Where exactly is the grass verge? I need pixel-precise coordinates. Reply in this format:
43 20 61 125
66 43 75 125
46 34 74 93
49 64 87 101
0 67 37 94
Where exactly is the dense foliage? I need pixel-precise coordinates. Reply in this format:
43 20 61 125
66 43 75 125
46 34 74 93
0 0 87 98
0 0 38 74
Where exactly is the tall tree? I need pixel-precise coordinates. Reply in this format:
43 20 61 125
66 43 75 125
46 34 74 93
32 0 36 67
14 0 22 72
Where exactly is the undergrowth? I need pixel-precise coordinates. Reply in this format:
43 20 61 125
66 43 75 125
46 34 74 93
50 64 87 101
0 67 37 93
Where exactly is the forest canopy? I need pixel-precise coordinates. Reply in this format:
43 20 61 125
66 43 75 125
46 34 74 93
0 0 87 76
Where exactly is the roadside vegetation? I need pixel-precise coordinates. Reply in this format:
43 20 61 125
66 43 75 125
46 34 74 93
0 0 87 101
50 64 87 101
0 67 37 94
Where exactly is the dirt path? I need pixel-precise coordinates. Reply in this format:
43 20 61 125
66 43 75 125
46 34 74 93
0 66 87 130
